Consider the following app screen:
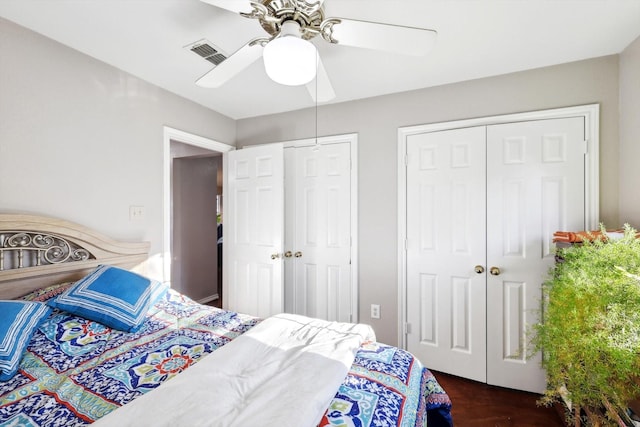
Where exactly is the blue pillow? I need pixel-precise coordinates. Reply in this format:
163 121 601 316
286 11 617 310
48 265 167 332
0 300 51 381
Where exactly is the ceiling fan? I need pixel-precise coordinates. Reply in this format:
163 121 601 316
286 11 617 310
196 0 437 102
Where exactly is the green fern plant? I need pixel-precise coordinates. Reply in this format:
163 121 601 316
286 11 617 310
531 224 640 426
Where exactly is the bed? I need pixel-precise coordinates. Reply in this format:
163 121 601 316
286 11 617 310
0 214 452 427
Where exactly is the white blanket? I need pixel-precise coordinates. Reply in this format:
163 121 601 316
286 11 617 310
93 313 375 427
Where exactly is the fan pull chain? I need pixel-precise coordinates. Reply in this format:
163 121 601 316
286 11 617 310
313 50 320 152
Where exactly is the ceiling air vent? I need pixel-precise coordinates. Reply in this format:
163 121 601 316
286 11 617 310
187 40 228 66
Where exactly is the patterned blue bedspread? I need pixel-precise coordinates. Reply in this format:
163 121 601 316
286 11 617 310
0 285 452 427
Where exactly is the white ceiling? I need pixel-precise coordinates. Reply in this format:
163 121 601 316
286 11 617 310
1 0 639 120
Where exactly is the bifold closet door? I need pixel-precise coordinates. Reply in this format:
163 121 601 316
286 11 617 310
405 126 488 382
284 143 352 322
485 117 585 393
406 116 586 392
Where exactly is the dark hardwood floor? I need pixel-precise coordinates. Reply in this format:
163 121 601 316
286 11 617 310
206 298 222 308
433 371 566 427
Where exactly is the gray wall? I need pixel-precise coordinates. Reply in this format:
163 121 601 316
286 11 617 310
0 17 236 280
237 56 621 345
619 35 640 227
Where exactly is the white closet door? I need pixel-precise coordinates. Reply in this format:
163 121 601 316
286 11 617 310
284 147 296 315
406 126 488 382
486 117 585 393
285 143 352 322
223 143 284 318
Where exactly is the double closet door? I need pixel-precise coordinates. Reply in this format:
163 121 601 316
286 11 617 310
224 136 355 323
405 117 586 393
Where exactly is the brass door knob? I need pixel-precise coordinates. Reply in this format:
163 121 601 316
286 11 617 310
490 266 501 276
284 251 293 258
294 251 302 258
474 265 485 274
271 253 280 260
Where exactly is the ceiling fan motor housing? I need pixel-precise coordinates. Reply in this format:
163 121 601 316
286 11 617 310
257 0 325 40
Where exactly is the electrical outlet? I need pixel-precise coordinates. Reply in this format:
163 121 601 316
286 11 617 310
371 304 380 319
129 206 145 221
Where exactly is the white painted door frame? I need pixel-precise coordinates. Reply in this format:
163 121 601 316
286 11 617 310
397 104 600 349
162 126 234 287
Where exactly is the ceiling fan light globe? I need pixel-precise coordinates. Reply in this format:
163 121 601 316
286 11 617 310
263 36 317 86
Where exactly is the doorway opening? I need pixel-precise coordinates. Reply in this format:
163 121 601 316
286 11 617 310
162 127 233 305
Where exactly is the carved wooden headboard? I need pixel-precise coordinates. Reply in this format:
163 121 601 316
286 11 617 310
0 214 150 299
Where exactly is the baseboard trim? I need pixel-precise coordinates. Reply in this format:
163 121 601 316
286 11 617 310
197 293 219 304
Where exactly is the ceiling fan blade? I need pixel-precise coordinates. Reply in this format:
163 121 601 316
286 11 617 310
196 39 266 88
199 0 253 14
323 18 437 56
306 53 335 102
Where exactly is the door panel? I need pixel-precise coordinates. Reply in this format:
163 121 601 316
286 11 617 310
486 117 585 393
284 148 296 314
224 144 284 318
418 273 437 344
285 143 352 322
406 126 487 382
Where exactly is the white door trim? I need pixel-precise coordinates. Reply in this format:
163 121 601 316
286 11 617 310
281 133 359 323
396 104 600 348
162 126 234 286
